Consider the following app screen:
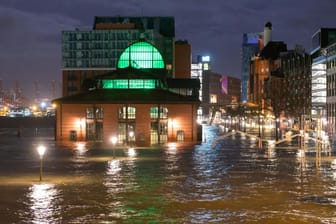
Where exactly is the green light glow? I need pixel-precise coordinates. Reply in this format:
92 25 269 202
117 41 165 69
102 79 156 89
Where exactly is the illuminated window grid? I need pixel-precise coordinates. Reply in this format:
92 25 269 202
150 107 159 119
102 79 156 89
117 41 165 69
119 106 136 119
150 107 168 119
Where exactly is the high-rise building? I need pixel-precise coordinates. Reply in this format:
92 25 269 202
191 55 211 121
241 32 262 102
281 46 311 120
310 28 336 119
325 41 336 136
62 16 175 96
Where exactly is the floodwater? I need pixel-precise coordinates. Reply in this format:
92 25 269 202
1 127 336 223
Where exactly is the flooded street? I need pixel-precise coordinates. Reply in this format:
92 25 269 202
1 127 336 223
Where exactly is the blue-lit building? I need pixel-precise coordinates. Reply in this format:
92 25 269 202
241 32 262 102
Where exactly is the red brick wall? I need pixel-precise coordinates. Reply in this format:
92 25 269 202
56 103 198 145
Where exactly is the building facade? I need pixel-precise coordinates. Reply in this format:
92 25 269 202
310 28 336 119
281 46 311 120
325 42 336 136
249 41 287 111
54 40 200 146
191 55 211 122
241 32 262 103
62 16 175 96
175 40 191 79
203 71 241 123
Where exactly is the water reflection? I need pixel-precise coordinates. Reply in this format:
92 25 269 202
331 160 336 180
72 142 89 169
164 143 180 172
266 143 277 159
28 183 62 223
103 159 125 220
104 159 134 194
126 147 137 158
4 126 336 223
106 160 121 176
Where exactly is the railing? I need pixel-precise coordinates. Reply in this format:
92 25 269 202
211 129 332 157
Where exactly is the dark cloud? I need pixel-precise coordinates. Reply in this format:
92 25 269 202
0 0 336 99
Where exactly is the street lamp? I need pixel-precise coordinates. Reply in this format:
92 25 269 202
37 145 46 181
110 136 117 158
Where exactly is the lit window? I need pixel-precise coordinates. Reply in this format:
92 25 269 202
86 107 104 119
119 106 136 119
210 94 217 103
117 41 165 69
150 107 168 119
203 63 209 70
102 79 156 89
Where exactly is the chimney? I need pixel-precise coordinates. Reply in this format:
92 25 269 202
264 21 272 47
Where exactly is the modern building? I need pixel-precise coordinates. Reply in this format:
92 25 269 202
62 16 175 96
310 28 336 121
325 42 336 136
241 32 263 102
191 55 211 121
281 46 311 121
54 40 200 146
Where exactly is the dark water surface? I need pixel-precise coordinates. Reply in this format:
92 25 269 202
0 127 336 223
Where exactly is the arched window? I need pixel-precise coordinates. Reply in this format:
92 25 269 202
117 41 165 69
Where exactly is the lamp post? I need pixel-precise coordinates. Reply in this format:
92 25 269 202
110 136 117 158
37 145 46 181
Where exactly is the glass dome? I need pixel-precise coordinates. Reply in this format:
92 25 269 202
117 41 165 69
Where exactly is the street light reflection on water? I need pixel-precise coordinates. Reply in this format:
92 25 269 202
27 183 61 224
2 126 336 223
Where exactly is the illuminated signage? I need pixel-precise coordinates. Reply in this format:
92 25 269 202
201 56 210 62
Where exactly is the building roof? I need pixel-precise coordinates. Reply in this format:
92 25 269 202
53 89 200 104
93 16 175 37
260 41 287 60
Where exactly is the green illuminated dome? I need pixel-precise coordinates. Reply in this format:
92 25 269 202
117 41 165 69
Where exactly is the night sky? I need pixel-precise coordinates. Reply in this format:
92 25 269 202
1 0 335 100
